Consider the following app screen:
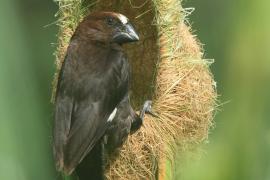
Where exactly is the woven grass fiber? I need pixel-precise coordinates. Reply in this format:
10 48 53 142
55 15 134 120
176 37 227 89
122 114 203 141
52 0 217 179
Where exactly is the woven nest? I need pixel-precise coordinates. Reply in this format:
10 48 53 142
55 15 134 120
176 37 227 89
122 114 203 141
52 0 217 179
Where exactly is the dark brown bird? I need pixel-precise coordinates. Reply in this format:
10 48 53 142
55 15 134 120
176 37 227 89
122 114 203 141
53 12 154 180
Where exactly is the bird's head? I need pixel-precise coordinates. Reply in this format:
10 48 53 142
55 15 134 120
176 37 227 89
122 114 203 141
74 12 139 44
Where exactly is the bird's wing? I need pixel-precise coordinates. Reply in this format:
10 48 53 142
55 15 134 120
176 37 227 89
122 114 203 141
53 51 129 174
63 94 112 174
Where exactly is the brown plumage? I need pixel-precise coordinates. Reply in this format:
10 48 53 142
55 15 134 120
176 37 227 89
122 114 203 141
53 12 152 180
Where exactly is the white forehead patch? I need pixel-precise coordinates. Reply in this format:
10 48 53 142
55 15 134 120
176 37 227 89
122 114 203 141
117 14 128 24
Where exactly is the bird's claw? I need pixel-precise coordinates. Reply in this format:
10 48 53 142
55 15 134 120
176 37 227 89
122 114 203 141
140 100 158 119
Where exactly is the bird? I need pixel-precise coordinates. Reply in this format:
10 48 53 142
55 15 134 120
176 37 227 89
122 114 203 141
53 12 155 180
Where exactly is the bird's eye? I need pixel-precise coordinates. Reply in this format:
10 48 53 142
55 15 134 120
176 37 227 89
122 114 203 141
106 17 114 26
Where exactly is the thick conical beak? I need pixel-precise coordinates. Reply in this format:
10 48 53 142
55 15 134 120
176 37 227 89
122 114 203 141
113 22 139 44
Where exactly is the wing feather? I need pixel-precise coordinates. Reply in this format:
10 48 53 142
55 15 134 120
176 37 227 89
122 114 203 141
53 94 73 170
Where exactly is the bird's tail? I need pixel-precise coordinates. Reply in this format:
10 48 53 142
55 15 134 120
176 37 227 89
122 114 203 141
75 141 105 180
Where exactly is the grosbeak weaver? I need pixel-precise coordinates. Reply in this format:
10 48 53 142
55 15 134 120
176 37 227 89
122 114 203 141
53 12 154 180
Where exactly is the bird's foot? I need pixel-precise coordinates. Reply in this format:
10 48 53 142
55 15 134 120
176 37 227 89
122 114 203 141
140 100 158 120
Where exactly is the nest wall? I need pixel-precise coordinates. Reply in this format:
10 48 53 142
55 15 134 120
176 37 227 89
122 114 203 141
52 0 217 179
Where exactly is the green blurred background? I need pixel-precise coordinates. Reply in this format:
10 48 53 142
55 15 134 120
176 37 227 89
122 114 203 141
0 0 269 180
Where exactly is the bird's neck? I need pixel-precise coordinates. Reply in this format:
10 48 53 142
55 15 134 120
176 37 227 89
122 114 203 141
90 40 123 52
72 37 123 51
